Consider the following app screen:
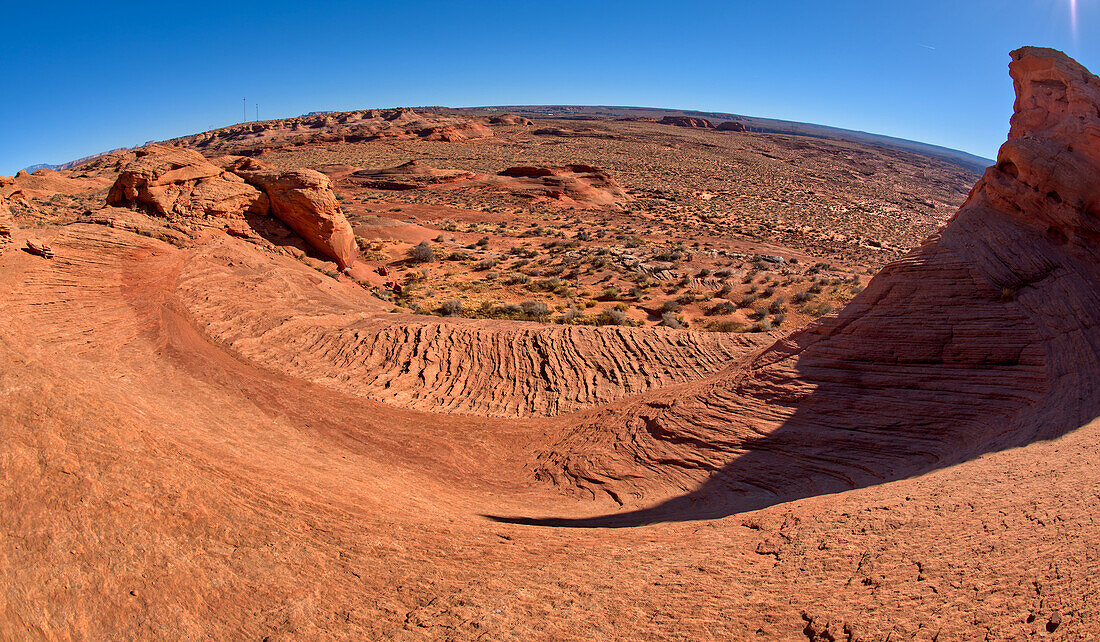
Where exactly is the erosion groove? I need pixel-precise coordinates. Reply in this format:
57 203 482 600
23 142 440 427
174 240 771 417
6 225 768 419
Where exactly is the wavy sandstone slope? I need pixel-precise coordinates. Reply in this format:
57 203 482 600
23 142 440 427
531 47 1100 520
172 233 769 417
1 47 1099 640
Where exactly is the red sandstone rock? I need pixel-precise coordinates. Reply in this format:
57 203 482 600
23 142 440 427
414 121 494 142
660 116 714 128
24 238 53 258
235 168 357 269
494 164 630 209
487 114 533 126
717 120 747 132
107 145 268 222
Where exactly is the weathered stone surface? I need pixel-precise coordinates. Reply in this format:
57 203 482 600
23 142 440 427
106 145 268 222
487 113 533 126
25 238 53 258
235 168 357 269
495 164 630 209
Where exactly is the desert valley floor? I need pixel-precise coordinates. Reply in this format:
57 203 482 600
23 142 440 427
2 47 1099 640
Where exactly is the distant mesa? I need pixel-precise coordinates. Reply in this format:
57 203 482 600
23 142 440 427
716 120 747 132
660 116 714 128
21 163 60 173
487 113 533 126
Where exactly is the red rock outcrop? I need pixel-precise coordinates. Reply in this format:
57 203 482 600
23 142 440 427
348 160 475 190
168 109 495 156
660 116 714 128
494 164 630 209
0 205 12 250
487 113 533 126
345 161 630 210
107 145 268 222
1 166 111 201
536 47 1100 517
716 120 747 132
234 168 358 269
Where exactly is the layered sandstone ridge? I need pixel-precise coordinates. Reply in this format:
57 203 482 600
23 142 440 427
173 236 770 417
532 47 1100 516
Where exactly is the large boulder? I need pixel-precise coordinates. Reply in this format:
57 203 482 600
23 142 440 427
107 145 268 222
234 168 357 269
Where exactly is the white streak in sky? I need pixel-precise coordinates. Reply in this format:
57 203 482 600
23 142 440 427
1071 0 1079 43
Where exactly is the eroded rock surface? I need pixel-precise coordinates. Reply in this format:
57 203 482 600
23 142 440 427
107 145 268 223
234 167 358 269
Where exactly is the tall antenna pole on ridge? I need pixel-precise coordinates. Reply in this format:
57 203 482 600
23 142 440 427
256 104 259 122
243 97 247 122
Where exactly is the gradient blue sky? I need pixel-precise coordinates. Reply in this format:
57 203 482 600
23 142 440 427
2 1 1095 174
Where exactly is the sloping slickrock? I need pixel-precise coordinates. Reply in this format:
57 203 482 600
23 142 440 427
537 47 1100 512
173 236 771 417
106 145 268 222
234 168 358 269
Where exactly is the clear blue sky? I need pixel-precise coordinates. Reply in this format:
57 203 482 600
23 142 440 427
1 1 1095 174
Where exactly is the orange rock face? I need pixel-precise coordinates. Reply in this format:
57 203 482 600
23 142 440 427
106 145 268 222
235 168 358 269
979 47 1100 243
